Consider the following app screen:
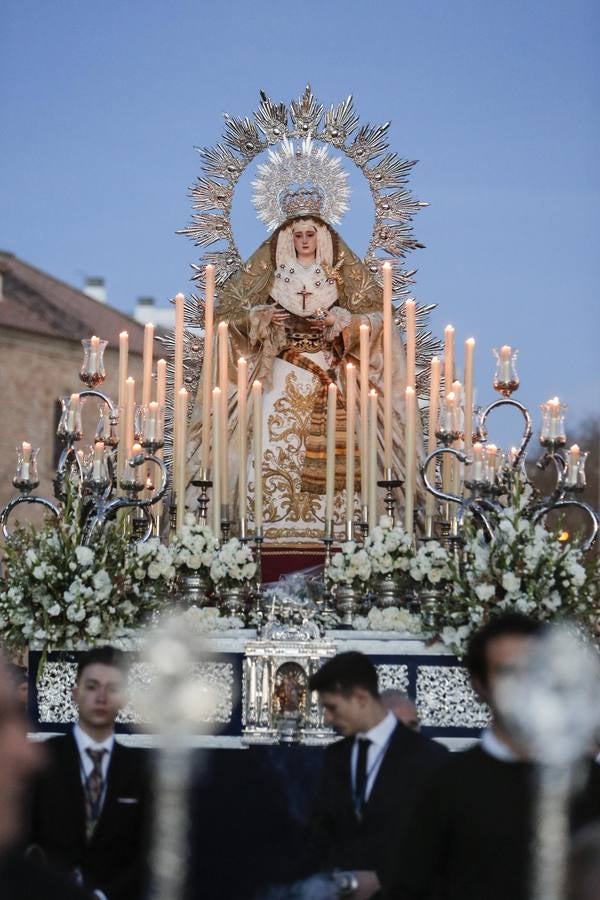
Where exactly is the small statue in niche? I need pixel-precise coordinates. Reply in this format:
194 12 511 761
273 661 307 723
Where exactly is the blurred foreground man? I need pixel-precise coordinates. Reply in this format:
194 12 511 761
0 654 87 898
387 614 600 900
29 646 152 900
305 652 447 899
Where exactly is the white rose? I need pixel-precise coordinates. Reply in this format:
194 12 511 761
86 615 102 636
475 583 496 602
147 562 161 580
93 569 112 592
501 572 521 594
75 546 94 567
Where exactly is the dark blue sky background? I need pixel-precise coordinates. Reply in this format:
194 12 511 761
2 0 598 447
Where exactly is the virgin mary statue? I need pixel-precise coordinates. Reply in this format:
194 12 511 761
187 139 416 545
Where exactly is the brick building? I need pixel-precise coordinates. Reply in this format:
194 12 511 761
0 251 147 521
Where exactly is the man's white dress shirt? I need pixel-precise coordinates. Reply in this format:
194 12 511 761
350 711 397 802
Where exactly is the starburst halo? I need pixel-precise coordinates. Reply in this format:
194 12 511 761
252 135 351 232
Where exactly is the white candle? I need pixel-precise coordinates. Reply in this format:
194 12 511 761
154 359 167 516
237 358 248 526
218 322 229 507
359 323 370 509
345 363 356 531
405 299 416 389
325 383 337 532
174 293 185 395
486 444 498 483
472 442 483 481
173 295 185 492
212 387 222 537
567 444 580 485
425 356 441 530
21 441 31 481
500 345 512 383
201 266 215 472
442 326 455 496
89 334 100 373
441 392 455 494
92 441 105 480
452 381 463 431
176 388 188 534
252 381 263 532
146 401 158 442
444 325 455 393
451 380 463 493
548 396 561 439
463 338 475 455
142 323 154 408
67 393 80 433
118 332 129 409
382 262 393 471
404 386 416 534
125 378 135 458
368 389 378 530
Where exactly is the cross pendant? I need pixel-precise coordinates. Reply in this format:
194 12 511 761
296 285 313 311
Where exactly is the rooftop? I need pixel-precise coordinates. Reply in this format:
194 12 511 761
0 251 145 354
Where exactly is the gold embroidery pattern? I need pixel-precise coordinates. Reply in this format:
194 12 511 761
248 369 355 541
262 372 322 528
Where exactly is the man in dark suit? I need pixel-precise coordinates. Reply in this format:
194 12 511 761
0 651 89 899
387 614 600 900
29 646 152 900
305 651 448 900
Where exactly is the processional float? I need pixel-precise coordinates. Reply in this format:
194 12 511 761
1 86 598 900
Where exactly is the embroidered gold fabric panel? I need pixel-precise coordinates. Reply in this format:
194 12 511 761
248 368 349 541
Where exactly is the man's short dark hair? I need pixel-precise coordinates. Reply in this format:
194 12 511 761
76 646 129 682
308 651 379 698
465 613 545 688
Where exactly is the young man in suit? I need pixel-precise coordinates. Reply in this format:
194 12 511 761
305 651 448 900
0 652 88 898
29 646 152 900
387 614 600 900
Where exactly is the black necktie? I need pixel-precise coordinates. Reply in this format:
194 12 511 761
355 737 371 818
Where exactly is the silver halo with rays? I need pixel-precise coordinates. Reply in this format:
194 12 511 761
252 135 351 232
167 85 443 468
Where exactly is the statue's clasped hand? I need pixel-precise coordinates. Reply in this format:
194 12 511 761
309 309 335 330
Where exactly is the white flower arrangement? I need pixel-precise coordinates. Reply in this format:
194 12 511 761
409 541 453 586
363 517 414 577
326 541 372 589
436 499 600 655
169 518 219 574
0 498 175 656
209 537 257 589
179 605 245 633
353 606 423 633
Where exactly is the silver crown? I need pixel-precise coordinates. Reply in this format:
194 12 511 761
280 186 325 219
